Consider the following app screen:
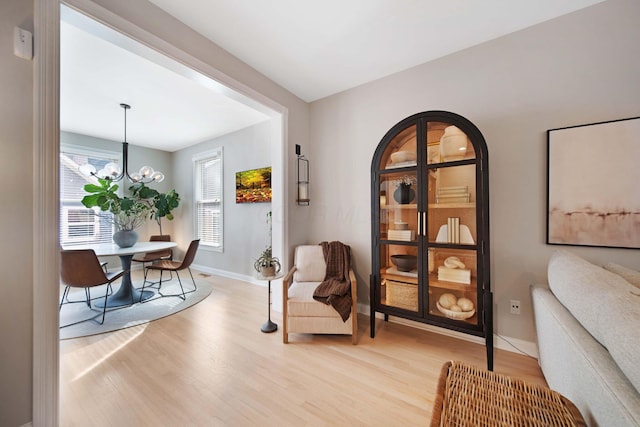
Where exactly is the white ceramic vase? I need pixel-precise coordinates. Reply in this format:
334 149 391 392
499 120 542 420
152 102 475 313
440 126 468 161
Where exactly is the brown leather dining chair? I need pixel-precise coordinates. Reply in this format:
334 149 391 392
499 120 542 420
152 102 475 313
60 248 126 325
132 234 173 285
142 239 199 301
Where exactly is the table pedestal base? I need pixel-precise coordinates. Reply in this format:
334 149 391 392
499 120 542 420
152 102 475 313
94 288 154 308
93 253 154 308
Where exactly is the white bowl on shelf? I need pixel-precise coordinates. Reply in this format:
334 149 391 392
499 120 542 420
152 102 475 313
390 150 416 164
436 302 475 320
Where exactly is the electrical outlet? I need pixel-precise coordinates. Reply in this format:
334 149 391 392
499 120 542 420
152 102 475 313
510 300 521 315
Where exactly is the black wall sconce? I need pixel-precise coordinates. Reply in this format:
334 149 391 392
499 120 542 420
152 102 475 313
296 144 309 205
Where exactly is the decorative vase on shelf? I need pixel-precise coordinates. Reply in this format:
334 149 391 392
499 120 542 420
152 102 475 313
440 125 469 161
394 184 416 204
113 229 138 248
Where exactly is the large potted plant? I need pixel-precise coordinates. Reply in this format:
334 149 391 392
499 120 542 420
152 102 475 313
81 178 180 247
130 183 180 235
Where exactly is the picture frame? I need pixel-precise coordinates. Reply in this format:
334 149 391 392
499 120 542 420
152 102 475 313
235 166 272 203
546 116 640 248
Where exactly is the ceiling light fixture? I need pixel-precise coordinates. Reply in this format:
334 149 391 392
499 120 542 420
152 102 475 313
79 103 165 183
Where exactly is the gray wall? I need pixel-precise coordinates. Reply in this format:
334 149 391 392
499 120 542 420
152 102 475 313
172 120 276 277
307 0 640 345
0 2 34 425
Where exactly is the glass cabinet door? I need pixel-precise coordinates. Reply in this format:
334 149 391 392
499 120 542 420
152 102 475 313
424 121 479 326
376 124 420 313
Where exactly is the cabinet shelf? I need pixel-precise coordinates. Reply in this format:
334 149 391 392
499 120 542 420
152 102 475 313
428 203 475 209
381 204 417 210
428 274 477 291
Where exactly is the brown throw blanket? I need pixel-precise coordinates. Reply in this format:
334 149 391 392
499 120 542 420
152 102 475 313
313 241 352 322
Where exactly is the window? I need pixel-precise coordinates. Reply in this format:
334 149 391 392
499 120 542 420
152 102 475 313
60 146 119 246
194 148 223 251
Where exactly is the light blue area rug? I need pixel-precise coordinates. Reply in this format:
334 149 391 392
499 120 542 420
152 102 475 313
59 275 212 340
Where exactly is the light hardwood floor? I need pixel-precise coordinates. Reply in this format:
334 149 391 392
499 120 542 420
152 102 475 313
60 270 545 426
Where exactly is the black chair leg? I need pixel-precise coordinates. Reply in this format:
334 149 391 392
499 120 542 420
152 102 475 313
176 272 186 300
139 268 148 303
98 287 108 325
187 268 198 293
59 286 70 311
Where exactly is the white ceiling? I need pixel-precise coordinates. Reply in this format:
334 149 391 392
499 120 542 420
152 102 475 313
60 6 272 152
149 0 606 102
61 1 605 151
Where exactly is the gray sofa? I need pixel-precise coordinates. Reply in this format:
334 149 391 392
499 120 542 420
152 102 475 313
531 250 640 426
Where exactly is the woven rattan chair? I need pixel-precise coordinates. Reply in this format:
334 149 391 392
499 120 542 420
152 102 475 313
132 234 173 284
59 249 126 325
142 239 199 301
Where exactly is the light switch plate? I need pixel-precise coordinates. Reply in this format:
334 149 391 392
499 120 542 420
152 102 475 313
14 27 33 60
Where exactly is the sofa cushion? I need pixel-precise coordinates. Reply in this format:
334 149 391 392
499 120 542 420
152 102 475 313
603 262 640 289
287 281 342 318
548 250 640 393
548 250 631 346
293 245 326 282
606 287 640 393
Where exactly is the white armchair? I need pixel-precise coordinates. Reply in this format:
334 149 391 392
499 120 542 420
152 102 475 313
282 245 358 344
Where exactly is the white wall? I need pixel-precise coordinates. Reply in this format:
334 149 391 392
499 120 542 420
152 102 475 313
0 2 34 425
308 0 640 344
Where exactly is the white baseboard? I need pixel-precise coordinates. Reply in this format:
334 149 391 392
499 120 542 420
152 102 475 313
191 263 266 287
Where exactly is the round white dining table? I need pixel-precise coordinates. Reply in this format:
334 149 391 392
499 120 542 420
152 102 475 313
62 241 177 308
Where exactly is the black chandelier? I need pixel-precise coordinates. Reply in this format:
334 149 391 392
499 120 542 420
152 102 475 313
79 103 165 183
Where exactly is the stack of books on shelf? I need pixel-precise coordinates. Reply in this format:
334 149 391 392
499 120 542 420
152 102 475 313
447 217 460 244
437 266 471 284
388 229 415 241
436 186 470 204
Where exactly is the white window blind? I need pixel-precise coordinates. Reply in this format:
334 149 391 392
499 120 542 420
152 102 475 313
194 148 223 251
60 146 118 246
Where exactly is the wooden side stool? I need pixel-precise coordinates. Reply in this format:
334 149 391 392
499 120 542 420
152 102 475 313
430 361 586 427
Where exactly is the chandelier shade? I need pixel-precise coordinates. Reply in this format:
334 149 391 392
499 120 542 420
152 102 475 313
79 103 165 184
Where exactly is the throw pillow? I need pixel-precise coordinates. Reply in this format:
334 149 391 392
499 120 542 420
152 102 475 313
293 245 326 282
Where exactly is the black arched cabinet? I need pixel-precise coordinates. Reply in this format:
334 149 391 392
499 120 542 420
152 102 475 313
370 111 493 370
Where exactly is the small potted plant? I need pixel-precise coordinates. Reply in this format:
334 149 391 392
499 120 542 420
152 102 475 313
253 246 281 277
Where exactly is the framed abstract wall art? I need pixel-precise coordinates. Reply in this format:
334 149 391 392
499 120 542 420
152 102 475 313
236 166 272 203
547 116 640 248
